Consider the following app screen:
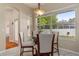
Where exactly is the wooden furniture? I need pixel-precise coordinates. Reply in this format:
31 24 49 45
6 36 18 49
52 32 60 56
34 33 55 56
19 32 34 56
6 41 18 49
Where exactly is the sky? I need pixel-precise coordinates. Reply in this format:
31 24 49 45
56 11 75 22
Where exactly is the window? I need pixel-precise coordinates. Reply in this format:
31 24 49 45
38 16 51 29
37 10 76 36
70 25 75 29
56 11 75 29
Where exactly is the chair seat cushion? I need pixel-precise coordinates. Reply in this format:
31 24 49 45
22 41 33 46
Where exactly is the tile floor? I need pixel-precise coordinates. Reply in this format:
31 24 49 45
22 49 79 56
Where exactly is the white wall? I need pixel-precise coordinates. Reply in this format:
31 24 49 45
7 4 33 42
20 13 32 42
0 4 33 53
41 29 75 36
0 10 6 51
52 29 75 36
6 4 33 42
4 8 19 42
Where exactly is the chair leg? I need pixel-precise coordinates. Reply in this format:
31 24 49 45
51 45 54 56
20 48 22 56
57 47 60 56
57 44 60 56
20 48 24 56
32 47 34 56
51 53 53 56
51 47 54 56
33 47 37 56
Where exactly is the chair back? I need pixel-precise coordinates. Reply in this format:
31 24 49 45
52 32 59 43
37 33 55 53
33 30 39 37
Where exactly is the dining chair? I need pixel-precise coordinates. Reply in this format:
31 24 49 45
34 33 55 56
19 32 34 56
52 32 60 56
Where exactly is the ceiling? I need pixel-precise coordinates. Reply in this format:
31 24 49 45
25 3 76 12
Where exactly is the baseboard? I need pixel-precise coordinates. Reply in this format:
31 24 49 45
59 48 79 55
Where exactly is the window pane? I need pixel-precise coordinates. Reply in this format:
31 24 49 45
64 25 69 29
70 25 75 29
51 15 58 29
38 16 51 29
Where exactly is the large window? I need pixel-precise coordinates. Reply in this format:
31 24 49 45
37 10 76 36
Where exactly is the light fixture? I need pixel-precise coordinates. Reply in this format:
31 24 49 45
34 3 45 16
